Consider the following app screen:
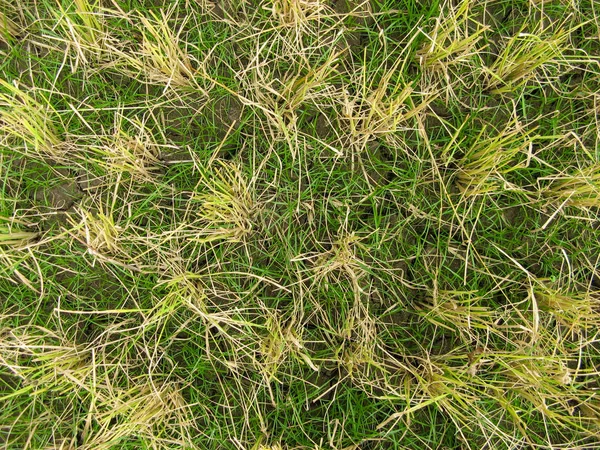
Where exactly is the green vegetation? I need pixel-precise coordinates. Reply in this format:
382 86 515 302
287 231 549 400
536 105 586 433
1 0 599 448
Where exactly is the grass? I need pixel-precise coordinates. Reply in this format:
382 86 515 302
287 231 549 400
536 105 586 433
1 0 600 448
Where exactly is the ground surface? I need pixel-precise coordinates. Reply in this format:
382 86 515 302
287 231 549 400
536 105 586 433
1 0 600 449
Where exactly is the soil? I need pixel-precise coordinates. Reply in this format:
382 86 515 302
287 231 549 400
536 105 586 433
158 93 207 146
34 180 82 210
213 94 244 140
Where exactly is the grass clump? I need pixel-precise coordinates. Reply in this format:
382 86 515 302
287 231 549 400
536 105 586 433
1 0 600 449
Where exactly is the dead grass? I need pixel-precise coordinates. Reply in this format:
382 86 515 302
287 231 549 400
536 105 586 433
1 0 600 449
